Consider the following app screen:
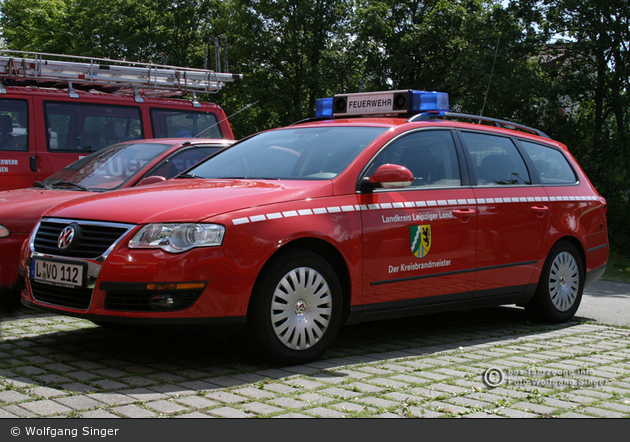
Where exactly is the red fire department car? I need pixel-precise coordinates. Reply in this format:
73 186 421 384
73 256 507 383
20 90 609 364
0 138 232 310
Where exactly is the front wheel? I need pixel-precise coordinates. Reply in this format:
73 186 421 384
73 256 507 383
245 249 343 364
526 242 584 323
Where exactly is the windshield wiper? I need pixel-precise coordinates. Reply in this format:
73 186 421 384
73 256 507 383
32 181 51 189
50 181 90 191
176 173 205 179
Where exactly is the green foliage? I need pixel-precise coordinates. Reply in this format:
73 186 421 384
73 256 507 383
1 0 628 251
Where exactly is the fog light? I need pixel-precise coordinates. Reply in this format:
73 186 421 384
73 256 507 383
149 294 175 311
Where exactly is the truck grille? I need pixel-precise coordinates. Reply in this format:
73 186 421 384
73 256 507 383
33 220 133 259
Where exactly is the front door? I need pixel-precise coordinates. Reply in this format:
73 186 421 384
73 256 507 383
360 129 477 312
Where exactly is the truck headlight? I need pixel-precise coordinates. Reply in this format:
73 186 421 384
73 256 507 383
129 223 225 253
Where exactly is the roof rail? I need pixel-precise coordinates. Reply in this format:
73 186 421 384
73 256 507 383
0 50 242 99
408 112 550 139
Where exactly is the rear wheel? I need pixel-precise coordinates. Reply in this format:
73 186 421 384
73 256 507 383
245 249 343 364
526 242 584 323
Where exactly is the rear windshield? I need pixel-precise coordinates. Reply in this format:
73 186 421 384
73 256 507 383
185 126 387 180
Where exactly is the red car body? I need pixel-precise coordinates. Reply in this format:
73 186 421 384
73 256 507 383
0 138 232 306
19 90 608 363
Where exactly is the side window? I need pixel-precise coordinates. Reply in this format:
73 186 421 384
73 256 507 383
44 102 143 152
367 130 461 188
147 146 223 180
520 141 577 185
0 99 28 151
461 132 531 186
150 109 222 139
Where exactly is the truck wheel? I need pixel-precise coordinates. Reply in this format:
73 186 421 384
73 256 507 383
246 249 343 364
526 242 584 323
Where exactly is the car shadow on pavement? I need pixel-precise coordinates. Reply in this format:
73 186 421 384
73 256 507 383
0 305 583 397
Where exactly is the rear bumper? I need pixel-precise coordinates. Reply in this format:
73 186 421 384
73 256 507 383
585 263 607 288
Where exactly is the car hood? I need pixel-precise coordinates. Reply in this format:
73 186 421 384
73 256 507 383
45 179 335 225
0 188 97 233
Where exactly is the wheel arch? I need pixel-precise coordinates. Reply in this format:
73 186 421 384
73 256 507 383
550 235 586 274
247 237 352 324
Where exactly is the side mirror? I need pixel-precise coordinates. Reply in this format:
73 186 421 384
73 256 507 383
137 176 166 186
366 164 414 189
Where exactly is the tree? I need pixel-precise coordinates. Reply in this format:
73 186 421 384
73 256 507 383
541 0 630 249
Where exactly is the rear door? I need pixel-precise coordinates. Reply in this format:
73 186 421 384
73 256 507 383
459 131 550 298
360 129 477 311
38 100 144 181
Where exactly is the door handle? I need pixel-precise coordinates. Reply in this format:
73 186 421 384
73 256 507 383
453 208 476 221
29 155 39 172
531 205 549 218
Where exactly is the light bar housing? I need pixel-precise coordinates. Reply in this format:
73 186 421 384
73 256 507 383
316 90 449 118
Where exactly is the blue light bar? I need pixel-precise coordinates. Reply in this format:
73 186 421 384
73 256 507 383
409 90 449 113
316 97 333 117
315 90 449 118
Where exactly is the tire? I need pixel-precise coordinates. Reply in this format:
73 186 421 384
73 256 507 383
245 249 343 364
526 241 584 323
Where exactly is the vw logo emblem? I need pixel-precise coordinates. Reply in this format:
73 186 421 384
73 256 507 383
57 226 75 250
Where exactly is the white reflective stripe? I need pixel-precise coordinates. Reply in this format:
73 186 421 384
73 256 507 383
230 195 597 225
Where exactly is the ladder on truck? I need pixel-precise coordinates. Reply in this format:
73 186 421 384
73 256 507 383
0 50 243 103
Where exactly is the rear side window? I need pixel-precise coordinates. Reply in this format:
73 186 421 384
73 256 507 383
0 98 28 151
147 146 223 179
150 109 221 139
461 132 531 186
520 141 577 185
44 102 143 152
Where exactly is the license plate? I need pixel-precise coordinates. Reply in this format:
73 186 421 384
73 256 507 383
30 259 85 288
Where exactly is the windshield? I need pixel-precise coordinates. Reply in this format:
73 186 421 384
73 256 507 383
40 142 172 191
184 126 387 180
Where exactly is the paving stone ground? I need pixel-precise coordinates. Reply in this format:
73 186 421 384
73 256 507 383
1 305 629 418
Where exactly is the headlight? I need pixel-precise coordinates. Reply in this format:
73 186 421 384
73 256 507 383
0 224 10 238
129 223 225 253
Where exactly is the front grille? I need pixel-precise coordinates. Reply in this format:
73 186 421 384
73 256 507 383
33 220 131 259
104 289 202 312
31 281 92 310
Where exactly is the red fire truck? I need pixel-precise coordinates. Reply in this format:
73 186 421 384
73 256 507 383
0 51 241 191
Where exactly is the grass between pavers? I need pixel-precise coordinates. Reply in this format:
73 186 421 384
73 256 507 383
2 320 629 418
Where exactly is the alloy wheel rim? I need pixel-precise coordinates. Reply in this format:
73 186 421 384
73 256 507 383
548 251 580 312
270 267 332 350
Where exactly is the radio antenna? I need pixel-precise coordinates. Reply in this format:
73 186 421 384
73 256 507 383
194 100 259 138
481 35 500 117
